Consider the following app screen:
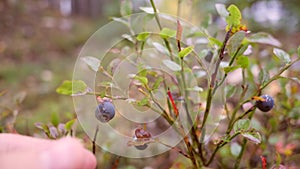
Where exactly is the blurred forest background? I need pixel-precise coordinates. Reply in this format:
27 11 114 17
1 0 300 168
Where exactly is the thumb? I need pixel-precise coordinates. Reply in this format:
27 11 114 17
0 137 96 169
40 137 96 169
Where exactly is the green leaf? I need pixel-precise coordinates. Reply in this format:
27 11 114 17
134 76 148 85
160 28 176 39
35 122 47 130
234 119 250 133
273 48 291 64
227 31 246 56
259 69 270 85
138 69 148 77
298 46 300 57
136 32 150 41
179 46 194 59
152 77 163 90
248 32 281 47
112 17 129 27
230 142 242 157
81 56 100 72
140 7 155 14
215 3 229 19
153 42 168 54
120 0 132 16
98 81 114 88
56 80 88 96
51 112 60 127
186 86 203 92
225 85 236 98
199 49 209 58
236 44 250 56
241 129 262 144
137 97 149 106
162 60 181 71
236 55 249 69
224 66 239 73
122 34 134 42
65 119 76 131
201 13 212 28
208 37 222 47
226 4 241 27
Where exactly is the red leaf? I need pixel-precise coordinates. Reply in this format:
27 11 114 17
260 156 267 169
167 88 179 117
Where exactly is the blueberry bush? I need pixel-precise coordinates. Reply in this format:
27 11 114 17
54 1 300 168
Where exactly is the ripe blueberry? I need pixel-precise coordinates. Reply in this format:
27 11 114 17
95 101 115 123
134 128 151 150
255 95 274 112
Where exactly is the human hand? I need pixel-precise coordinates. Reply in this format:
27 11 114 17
0 133 96 169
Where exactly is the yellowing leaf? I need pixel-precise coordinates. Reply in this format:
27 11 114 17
178 46 194 59
226 4 241 27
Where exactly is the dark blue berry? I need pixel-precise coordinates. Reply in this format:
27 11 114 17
95 101 115 122
135 144 148 150
255 95 274 112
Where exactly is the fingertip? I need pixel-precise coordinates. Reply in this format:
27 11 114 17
82 149 97 169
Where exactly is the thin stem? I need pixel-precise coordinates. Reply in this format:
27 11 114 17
233 138 247 169
234 110 256 168
149 91 174 125
139 41 146 58
232 106 256 124
205 132 240 166
150 0 162 30
180 58 204 165
210 28 232 87
93 125 99 155
149 0 174 60
149 0 198 167
213 45 243 95
157 140 190 158
226 85 248 134
257 58 300 94
201 28 232 131
226 57 300 134
199 30 232 165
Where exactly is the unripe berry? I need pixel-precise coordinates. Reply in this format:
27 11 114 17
134 128 151 150
95 101 115 122
255 95 274 112
135 128 151 139
133 135 148 150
